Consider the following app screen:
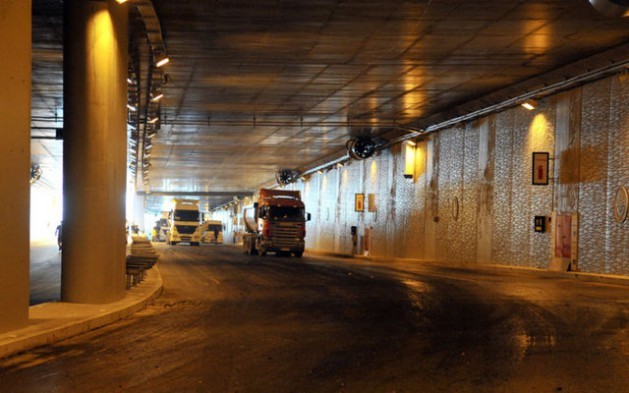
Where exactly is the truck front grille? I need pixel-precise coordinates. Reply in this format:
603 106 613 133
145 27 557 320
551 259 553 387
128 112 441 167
176 225 197 234
272 224 299 247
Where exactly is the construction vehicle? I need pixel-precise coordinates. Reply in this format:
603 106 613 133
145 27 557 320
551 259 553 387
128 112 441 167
166 199 202 246
203 220 224 244
242 188 310 257
154 212 170 242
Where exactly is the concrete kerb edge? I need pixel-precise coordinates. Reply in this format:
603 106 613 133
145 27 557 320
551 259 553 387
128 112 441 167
0 267 163 360
305 250 629 287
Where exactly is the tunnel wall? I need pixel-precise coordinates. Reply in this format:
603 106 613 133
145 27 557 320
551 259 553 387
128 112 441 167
296 72 629 275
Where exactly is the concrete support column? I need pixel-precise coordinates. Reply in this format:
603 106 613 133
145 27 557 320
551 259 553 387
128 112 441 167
0 1 31 333
62 1 128 303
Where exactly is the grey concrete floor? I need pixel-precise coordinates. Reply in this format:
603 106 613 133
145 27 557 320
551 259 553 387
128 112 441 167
29 241 61 305
4 243 628 392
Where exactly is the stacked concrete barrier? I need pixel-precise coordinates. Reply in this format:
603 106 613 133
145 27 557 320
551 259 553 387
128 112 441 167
126 236 159 288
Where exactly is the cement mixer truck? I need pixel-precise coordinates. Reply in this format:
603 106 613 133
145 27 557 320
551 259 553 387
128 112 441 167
242 188 310 257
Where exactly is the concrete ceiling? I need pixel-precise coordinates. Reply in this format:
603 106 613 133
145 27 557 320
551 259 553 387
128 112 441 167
31 0 629 212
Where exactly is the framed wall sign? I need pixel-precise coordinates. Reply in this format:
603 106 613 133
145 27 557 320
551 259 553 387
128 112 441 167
532 152 549 185
355 193 364 212
367 193 376 212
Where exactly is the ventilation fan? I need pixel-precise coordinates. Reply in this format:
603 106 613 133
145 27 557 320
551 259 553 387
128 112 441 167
30 164 42 185
346 137 377 160
275 169 301 186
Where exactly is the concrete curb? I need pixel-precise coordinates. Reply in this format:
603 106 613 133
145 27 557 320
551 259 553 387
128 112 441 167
305 250 629 287
0 267 163 360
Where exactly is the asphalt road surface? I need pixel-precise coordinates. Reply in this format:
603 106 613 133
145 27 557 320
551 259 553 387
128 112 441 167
2 243 628 392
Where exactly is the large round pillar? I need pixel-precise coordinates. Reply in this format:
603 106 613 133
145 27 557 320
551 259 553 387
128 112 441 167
62 1 128 303
0 1 31 332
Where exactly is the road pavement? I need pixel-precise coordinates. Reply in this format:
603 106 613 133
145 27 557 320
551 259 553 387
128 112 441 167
3 243 628 392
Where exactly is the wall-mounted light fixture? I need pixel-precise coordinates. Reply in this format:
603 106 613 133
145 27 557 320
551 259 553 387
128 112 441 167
521 99 538 111
116 0 129 4
588 0 629 17
402 140 417 180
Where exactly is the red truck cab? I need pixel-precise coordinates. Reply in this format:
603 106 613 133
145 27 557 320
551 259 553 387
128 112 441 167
243 189 311 257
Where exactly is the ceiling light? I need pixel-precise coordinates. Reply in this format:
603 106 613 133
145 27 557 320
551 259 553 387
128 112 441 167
116 0 128 4
127 104 137 112
151 91 164 102
155 55 170 68
521 99 538 111
148 117 159 124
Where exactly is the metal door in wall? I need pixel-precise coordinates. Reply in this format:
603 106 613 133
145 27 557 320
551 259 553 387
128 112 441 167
551 212 579 271
363 226 372 256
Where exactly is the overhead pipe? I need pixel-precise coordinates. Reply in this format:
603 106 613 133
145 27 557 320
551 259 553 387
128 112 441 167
384 55 629 148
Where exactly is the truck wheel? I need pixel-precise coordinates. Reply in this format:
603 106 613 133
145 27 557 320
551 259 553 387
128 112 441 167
293 251 303 257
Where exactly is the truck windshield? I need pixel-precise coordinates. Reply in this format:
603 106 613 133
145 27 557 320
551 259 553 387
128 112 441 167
174 210 199 222
207 224 222 232
268 206 305 221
